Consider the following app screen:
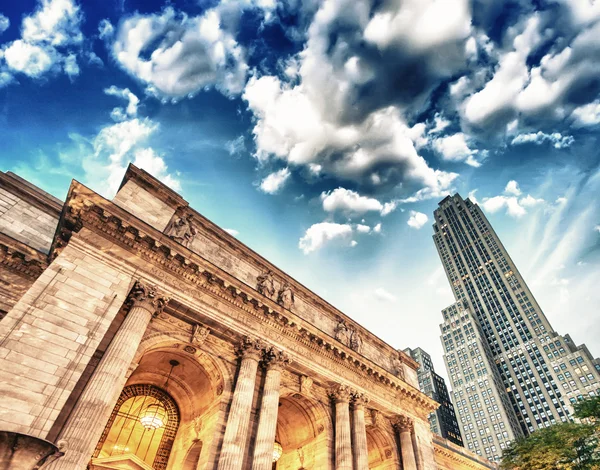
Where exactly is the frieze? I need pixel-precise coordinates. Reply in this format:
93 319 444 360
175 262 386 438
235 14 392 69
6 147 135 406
55 186 437 415
0 232 48 280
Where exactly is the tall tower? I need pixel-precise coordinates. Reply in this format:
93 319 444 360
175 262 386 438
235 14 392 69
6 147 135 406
433 194 600 462
404 347 464 446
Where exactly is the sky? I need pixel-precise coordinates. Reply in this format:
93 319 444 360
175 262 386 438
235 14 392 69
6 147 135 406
1 0 600 381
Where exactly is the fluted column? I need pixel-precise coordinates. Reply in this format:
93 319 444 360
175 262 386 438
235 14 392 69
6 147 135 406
48 280 169 470
351 393 369 470
330 384 353 470
217 337 264 470
394 416 417 470
251 347 290 470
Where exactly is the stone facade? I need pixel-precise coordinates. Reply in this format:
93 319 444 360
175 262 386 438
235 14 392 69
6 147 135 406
0 166 497 470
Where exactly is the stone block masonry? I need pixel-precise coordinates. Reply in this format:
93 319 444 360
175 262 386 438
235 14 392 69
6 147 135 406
113 180 176 231
0 229 135 438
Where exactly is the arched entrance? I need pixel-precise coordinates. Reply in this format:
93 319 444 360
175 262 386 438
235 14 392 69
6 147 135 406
93 385 179 470
273 393 332 469
366 426 400 470
91 340 230 470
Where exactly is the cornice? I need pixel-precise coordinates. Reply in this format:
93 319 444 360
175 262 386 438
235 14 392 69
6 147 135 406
0 231 48 280
52 181 438 415
433 437 497 470
0 171 62 216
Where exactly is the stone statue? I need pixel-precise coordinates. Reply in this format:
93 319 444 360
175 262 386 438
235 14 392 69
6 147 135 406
334 319 352 347
300 375 313 395
391 353 405 379
166 214 197 248
277 282 294 310
256 270 276 299
350 329 363 353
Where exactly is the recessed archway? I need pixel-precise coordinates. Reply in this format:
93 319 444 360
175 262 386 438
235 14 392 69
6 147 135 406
367 426 400 470
273 393 332 469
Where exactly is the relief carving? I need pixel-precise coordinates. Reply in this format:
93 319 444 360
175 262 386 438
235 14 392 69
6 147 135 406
256 270 276 300
263 346 291 371
235 336 265 361
277 282 295 310
370 409 382 428
391 353 405 379
392 415 414 433
165 213 197 248
191 323 210 346
300 375 313 396
329 383 354 403
129 280 170 315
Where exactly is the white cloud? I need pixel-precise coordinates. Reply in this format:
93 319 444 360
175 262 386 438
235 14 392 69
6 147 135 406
428 113 451 134
225 228 239 236
467 189 479 204
132 148 180 191
504 180 521 196
594 225 600 233
350 240 358 247
3 40 54 77
572 101 600 127
519 194 544 208
104 85 140 121
22 0 82 46
482 194 544 218
407 211 429 229
373 287 397 303
511 131 574 149
98 19 113 39
225 135 246 156
373 223 382 233
320 187 397 216
0 14 10 34
356 224 371 233
432 132 480 167
112 7 248 100
1 0 84 81
242 0 468 197
259 168 291 194
298 222 353 254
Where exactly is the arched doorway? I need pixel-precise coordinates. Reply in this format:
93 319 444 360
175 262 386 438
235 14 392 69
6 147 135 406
182 440 203 470
93 384 179 470
273 394 332 469
366 426 400 470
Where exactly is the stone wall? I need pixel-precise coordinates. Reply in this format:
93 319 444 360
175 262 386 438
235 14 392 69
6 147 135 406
113 179 176 231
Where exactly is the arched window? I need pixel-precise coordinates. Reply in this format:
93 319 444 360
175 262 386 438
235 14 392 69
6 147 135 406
93 384 179 470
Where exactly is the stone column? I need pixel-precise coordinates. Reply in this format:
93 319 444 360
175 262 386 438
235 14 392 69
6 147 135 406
331 384 353 470
251 347 290 470
48 280 169 470
394 416 417 470
217 337 264 470
351 393 369 470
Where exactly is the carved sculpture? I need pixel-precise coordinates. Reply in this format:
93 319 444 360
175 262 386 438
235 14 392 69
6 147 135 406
165 214 197 248
191 324 210 346
256 270 276 299
262 346 291 370
392 415 414 432
391 353 405 379
277 282 294 310
335 318 363 353
235 336 265 360
334 319 352 347
330 383 354 403
300 375 313 396
350 330 363 353
370 409 382 428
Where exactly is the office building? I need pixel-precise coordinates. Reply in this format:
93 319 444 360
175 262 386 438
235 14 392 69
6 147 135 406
433 194 600 462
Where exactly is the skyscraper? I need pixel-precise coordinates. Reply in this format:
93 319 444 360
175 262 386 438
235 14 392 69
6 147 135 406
433 194 600 462
404 347 464 446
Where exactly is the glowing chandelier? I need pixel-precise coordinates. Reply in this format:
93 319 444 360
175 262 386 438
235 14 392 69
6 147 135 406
272 441 283 462
139 359 179 430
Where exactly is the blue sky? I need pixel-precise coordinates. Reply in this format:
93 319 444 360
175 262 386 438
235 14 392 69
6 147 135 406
1 0 600 379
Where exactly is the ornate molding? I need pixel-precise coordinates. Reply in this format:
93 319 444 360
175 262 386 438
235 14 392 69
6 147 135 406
52 185 438 416
165 212 197 248
0 232 48 280
128 280 170 315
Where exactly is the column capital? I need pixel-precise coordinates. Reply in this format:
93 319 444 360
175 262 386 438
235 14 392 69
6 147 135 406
235 336 265 361
128 280 170 315
392 415 414 433
351 392 369 409
329 384 354 403
262 346 291 371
